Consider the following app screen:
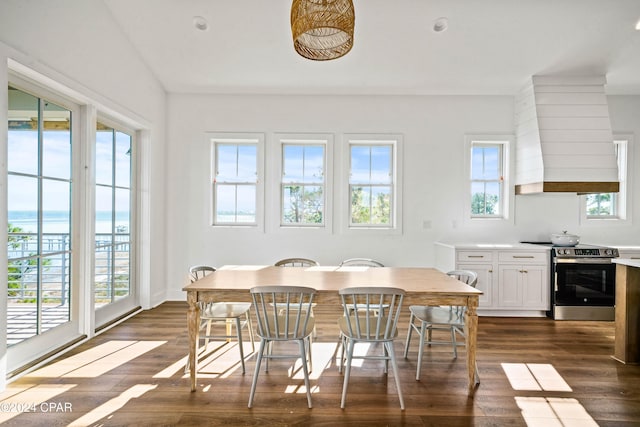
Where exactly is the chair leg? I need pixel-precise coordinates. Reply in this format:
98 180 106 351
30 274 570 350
340 339 356 409
383 342 389 374
236 317 245 374
248 339 267 408
416 320 427 381
385 341 405 410
298 339 313 408
338 333 345 373
307 334 313 373
265 341 272 372
451 327 458 359
204 319 212 347
246 311 255 352
403 314 415 359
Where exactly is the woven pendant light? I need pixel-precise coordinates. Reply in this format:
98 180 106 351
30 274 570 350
291 0 355 61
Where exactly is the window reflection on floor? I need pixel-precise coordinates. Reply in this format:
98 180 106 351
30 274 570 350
502 362 597 426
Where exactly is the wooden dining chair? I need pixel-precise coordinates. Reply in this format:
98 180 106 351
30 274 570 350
403 270 478 380
248 285 317 408
186 265 254 374
338 286 406 410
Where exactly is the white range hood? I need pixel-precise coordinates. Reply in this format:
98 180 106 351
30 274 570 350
514 75 619 195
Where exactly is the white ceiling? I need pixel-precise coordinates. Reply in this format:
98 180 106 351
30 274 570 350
103 0 640 96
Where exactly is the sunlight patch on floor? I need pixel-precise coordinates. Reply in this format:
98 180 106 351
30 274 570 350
503 363 596 426
67 384 157 427
515 397 598 427
502 363 571 392
179 340 255 379
30 341 166 378
29 341 136 378
64 341 166 378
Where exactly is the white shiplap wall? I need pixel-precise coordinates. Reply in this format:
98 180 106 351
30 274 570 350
515 75 618 185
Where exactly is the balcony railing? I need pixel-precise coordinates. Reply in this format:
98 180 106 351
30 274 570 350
7 232 130 345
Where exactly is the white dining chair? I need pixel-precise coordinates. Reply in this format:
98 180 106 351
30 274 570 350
274 258 319 267
339 258 384 267
339 258 388 315
338 286 406 410
186 265 254 374
248 285 316 408
403 270 478 380
274 258 319 339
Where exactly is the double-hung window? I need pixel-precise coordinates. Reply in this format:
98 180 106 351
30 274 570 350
211 134 263 226
280 136 328 227
470 141 506 218
347 135 401 229
583 138 630 221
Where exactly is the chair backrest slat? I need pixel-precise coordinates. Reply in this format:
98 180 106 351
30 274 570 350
274 258 319 267
339 286 405 340
339 258 384 267
251 285 316 340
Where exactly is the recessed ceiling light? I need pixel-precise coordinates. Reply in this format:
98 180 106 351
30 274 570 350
635 18 640 30
433 17 449 33
193 16 208 31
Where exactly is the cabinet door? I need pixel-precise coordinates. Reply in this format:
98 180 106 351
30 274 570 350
458 263 493 307
521 264 548 309
498 264 549 309
498 265 523 307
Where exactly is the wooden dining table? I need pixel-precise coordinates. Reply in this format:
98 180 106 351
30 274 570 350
182 265 483 393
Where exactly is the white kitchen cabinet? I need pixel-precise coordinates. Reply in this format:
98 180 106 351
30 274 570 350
435 242 550 316
497 264 547 309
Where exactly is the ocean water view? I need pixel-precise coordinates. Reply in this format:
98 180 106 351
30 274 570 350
8 210 130 234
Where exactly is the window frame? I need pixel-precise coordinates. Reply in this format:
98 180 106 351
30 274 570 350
465 135 513 223
580 135 632 225
209 133 264 229
341 134 403 234
275 133 333 230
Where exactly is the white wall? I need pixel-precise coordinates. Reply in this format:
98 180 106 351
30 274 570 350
165 93 640 300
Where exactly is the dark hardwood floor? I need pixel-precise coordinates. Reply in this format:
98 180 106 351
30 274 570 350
2 301 640 426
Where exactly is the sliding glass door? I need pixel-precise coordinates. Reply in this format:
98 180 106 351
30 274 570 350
6 84 80 371
6 80 138 373
94 121 136 327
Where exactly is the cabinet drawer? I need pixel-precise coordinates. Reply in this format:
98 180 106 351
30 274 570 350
498 252 548 263
457 251 493 262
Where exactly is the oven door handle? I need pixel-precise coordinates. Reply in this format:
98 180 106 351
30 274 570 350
554 258 614 264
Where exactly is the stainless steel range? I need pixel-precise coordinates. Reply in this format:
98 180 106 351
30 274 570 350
522 242 619 320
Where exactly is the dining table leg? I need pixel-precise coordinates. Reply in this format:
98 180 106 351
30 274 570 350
465 296 480 393
187 291 199 392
